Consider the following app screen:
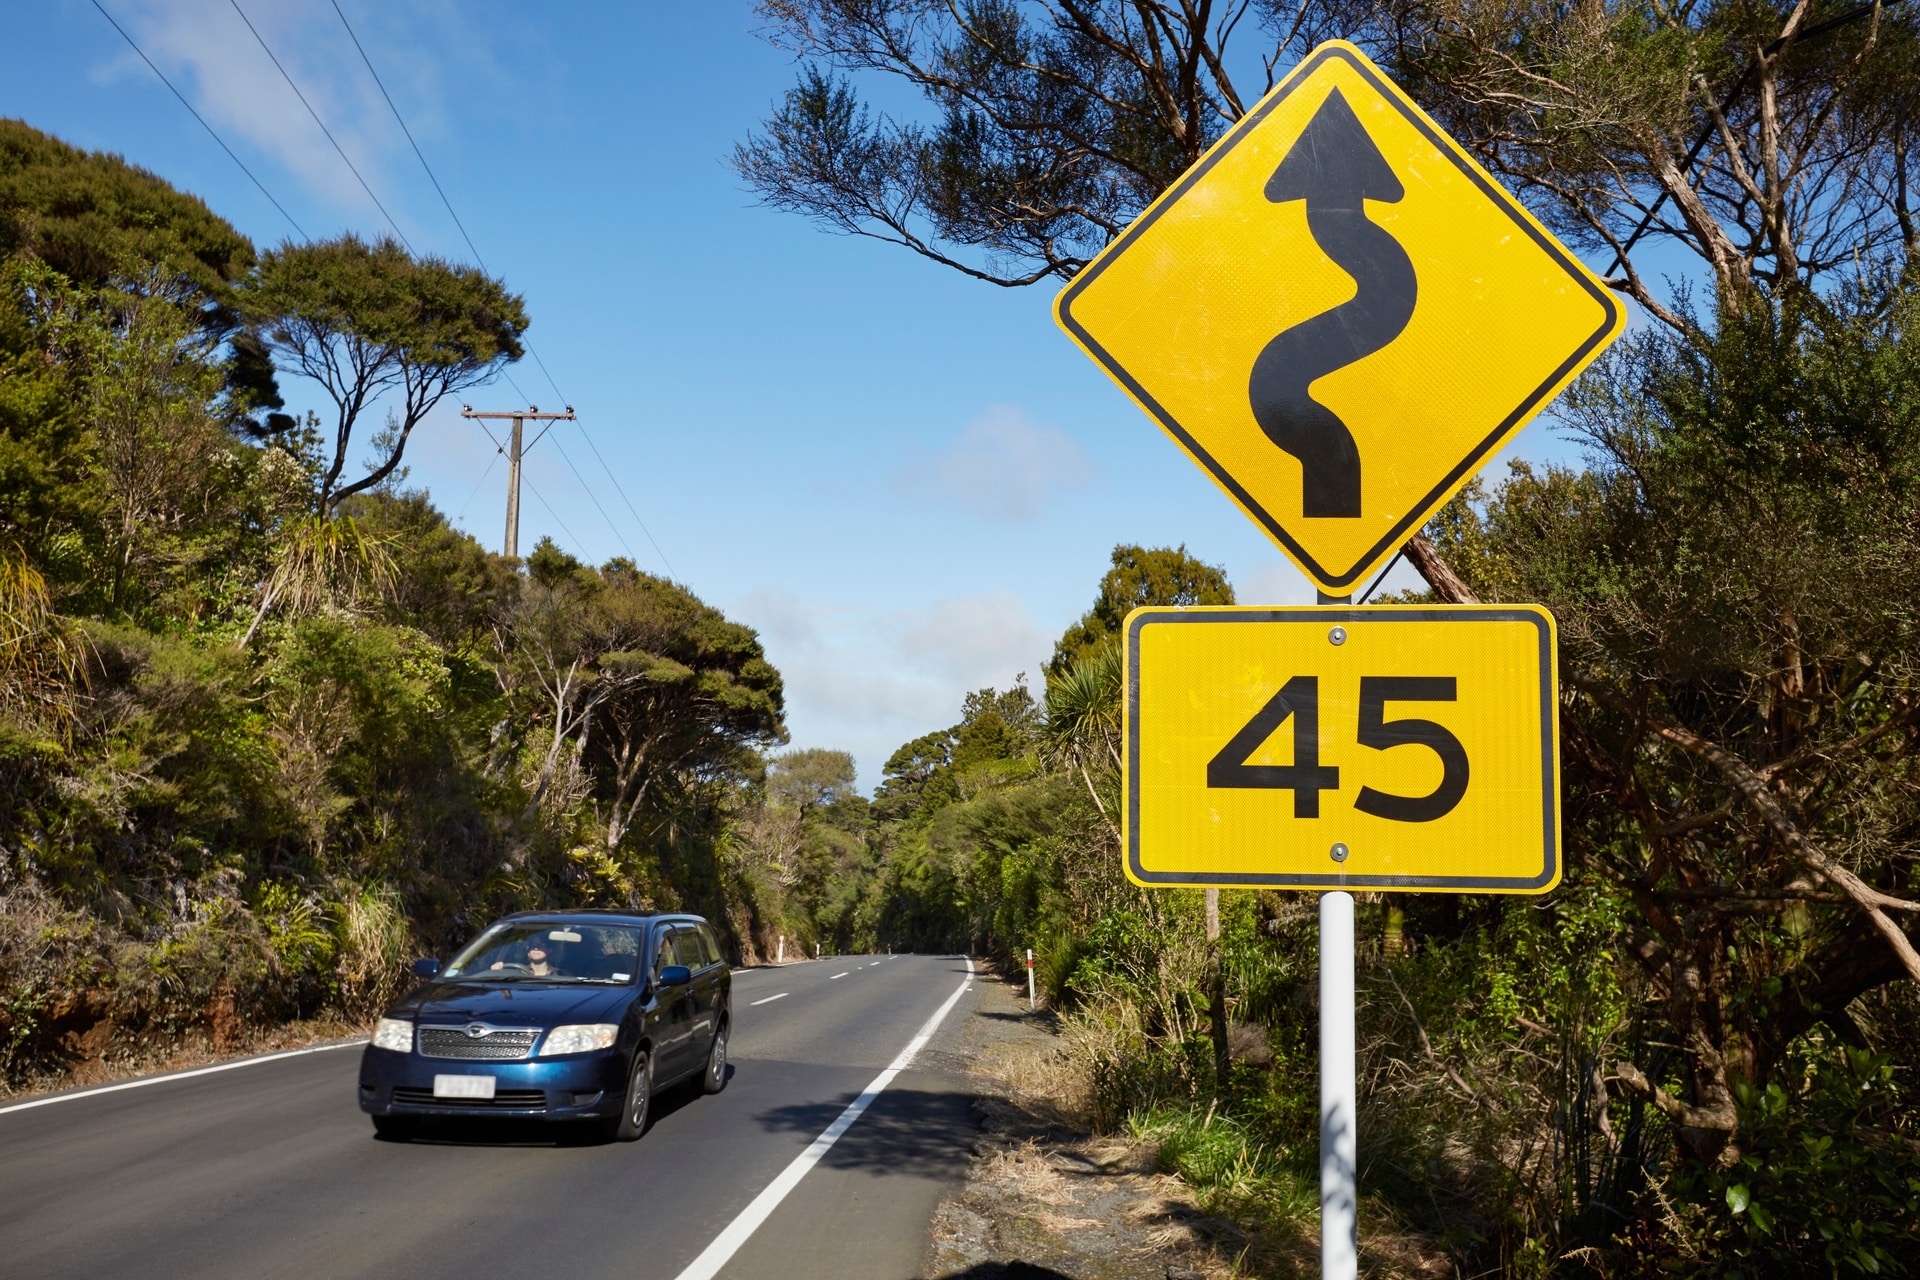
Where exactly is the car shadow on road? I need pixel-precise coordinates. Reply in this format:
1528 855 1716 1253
922 1265 1076 1280
752 1085 976 1181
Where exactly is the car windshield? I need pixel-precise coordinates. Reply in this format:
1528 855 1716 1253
440 923 642 984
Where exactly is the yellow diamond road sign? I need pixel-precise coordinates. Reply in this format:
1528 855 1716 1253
1056 42 1624 594
1126 606 1560 892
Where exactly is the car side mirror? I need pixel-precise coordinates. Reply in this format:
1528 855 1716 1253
658 964 691 988
411 958 441 979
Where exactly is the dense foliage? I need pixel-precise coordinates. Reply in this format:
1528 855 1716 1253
0 123 789 1084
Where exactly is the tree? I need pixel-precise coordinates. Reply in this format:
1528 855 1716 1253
735 5 1261 285
1434 284 1920 1166
35 268 229 611
493 541 787 855
1044 642 1122 836
1330 0 1920 327
245 235 527 515
1048 543 1233 677
239 515 398 648
584 560 788 853
343 490 517 647
769 747 861 817
727 748 863 902
0 118 282 422
737 2 1920 325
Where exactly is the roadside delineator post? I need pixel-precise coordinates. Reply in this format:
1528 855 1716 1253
1026 948 1035 1011
777 935 785 965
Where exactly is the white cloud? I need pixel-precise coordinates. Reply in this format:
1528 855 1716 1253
732 589 1047 791
898 592 1045 685
899 405 1095 521
98 0 477 227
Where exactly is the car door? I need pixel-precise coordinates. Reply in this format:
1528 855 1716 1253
673 926 720 1062
648 926 695 1081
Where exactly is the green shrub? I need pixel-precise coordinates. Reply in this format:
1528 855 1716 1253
1670 1047 1920 1277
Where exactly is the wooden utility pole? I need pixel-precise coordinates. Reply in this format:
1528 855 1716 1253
460 404 576 558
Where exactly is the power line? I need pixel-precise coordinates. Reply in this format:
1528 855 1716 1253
327 0 487 271
569 419 678 581
326 1 678 581
95 0 614 573
225 0 414 252
454 449 501 523
330 1 683 579
547 430 639 564
519 473 588 558
88 0 309 241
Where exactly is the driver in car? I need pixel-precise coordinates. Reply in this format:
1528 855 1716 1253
491 940 556 976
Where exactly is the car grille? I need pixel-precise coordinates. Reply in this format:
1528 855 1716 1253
391 1086 547 1110
417 1027 540 1060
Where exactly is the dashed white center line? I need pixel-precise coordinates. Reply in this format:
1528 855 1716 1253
749 993 789 1006
829 972 849 980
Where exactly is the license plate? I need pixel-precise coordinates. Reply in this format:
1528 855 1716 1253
433 1074 496 1099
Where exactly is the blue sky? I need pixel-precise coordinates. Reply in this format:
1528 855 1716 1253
7 1 1621 788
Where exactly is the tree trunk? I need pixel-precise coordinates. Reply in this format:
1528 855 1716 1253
1206 888 1230 1092
1404 534 1479 604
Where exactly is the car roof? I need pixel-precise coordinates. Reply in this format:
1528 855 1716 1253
496 908 707 928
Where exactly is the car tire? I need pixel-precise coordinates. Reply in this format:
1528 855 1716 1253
371 1114 416 1141
702 1021 728 1095
612 1048 652 1142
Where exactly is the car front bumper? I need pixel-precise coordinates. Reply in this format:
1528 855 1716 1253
358 1045 628 1120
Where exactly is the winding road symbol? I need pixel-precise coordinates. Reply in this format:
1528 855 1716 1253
1051 40 1625 594
1249 88 1416 519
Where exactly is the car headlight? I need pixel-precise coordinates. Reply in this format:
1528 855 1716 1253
370 1018 413 1053
537 1024 619 1056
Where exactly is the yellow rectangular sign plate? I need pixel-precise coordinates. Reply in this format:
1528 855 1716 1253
1126 605 1559 892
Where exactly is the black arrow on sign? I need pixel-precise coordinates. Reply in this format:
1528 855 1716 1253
1248 88 1417 518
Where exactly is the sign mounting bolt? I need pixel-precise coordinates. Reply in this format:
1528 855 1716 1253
1330 842 1350 863
1328 626 1348 646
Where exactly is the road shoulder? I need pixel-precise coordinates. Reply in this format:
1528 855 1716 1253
917 970 1252 1280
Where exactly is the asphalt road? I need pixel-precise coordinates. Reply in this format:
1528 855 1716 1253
0 953 982 1280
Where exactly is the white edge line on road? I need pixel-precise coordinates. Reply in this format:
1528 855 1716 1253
749 993 790 1006
829 972 849 979
672 956 975 1280
0 1040 362 1118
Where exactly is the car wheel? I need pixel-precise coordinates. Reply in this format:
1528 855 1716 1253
702 1022 728 1095
372 1114 416 1141
613 1049 652 1141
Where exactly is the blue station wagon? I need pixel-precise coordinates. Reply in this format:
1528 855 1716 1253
358 910 730 1140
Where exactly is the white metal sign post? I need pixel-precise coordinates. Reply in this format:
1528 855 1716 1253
1320 890 1357 1279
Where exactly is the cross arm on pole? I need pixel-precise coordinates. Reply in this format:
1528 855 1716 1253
460 405 575 421
459 406 574 559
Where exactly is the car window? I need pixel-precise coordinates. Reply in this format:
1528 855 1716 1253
651 930 675 978
672 928 707 969
440 923 642 983
697 924 724 967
